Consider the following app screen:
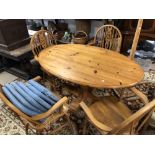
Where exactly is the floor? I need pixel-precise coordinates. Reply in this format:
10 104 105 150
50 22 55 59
0 71 18 85
0 98 26 135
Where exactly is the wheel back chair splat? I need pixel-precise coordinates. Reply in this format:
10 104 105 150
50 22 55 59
0 76 77 135
30 30 57 60
80 89 155 135
92 25 122 52
30 29 57 82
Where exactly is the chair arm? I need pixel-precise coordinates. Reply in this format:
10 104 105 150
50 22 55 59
80 101 112 132
129 87 149 105
110 99 155 134
32 76 42 82
31 96 68 121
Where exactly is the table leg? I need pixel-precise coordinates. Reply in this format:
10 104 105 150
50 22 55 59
81 86 99 104
69 86 100 134
81 86 89 103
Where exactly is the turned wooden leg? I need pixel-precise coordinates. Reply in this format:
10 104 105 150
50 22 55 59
82 118 88 135
81 86 98 104
113 88 124 100
50 76 57 92
81 86 89 102
42 72 45 82
119 89 125 100
65 114 78 135
25 123 29 135
36 129 43 135
139 118 151 134
81 86 95 103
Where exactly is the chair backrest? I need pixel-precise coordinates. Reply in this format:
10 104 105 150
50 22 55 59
30 30 57 57
94 25 122 52
110 99 155 134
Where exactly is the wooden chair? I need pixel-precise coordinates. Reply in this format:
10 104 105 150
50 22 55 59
80 87 155 135
0 76 77 135
90 25 122 52
30 29 57 82
30 29 57 60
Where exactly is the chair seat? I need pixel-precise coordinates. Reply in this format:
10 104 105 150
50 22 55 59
89 96 132 128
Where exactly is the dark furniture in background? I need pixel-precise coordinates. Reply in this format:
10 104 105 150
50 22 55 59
0 19 30 51
75 20 91 35
0 19 40 79
120 19 155 53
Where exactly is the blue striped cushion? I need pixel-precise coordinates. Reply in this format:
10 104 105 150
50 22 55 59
28 80 59 102
2 87 39 116
2 81 58 117
11 82 47 112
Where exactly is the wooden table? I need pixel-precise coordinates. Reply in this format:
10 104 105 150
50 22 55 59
38 44 144 89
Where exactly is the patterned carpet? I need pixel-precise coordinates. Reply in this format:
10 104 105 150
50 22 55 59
0 99 26 135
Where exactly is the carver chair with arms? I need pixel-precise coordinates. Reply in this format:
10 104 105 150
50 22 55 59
0 76 77 135
80 87 155 135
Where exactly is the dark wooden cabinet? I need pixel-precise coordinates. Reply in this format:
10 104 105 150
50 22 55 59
0 19 34 79
120 19 155 53
0 19 30 51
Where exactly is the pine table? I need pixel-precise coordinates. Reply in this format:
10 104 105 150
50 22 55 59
38 44 144 89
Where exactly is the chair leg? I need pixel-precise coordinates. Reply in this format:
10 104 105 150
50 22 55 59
82 118 88 135
42 72 45 82
51 80 57 92
36 129 43 135
119 89 125 100
139 118 151 134
113 88 124 100
25 123 29 135
65 114 78 135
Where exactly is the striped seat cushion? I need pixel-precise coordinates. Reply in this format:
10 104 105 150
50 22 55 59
2 80 59 117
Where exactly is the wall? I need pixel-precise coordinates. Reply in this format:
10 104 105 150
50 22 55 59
28 19 105 37
64 19 105 37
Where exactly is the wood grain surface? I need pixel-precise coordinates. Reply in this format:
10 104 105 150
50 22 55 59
38 44 144 88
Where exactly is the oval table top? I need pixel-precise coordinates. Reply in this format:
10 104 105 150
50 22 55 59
38 44 144 89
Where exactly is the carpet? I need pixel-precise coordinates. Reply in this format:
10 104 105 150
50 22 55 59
0 99 26 135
